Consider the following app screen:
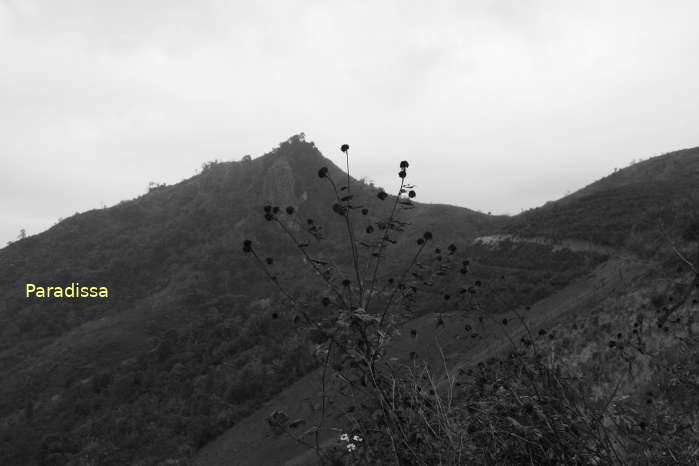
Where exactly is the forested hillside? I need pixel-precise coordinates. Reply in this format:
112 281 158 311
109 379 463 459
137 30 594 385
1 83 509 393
1 137 697 465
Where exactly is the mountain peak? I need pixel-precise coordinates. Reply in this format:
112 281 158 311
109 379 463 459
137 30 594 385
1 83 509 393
246 133 336 175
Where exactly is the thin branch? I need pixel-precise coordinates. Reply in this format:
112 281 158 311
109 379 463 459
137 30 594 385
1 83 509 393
273 216 348 308
364 178 406 311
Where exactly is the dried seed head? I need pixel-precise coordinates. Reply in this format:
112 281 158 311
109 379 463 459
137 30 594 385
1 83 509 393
332 203 348 216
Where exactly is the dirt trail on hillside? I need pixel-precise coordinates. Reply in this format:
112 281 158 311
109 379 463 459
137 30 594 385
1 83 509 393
194 254 648 466
473 234 633 258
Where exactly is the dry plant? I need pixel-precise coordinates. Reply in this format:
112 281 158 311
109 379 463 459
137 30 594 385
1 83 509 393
244 142 699 465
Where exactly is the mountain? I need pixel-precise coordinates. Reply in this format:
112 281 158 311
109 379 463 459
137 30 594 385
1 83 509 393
506 146 699 249
0 135 510 464
1 135 697 465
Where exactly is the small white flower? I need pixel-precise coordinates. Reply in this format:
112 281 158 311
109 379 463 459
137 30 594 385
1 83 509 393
352 435 363 442
346 443 357 452
339 433 349 442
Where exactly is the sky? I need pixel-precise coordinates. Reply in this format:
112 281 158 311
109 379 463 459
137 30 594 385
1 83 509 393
2 0 699 246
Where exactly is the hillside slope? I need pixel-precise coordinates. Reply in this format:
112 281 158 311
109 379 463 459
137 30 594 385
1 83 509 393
194 245 649 466
506 146 699 249
2 139 697 465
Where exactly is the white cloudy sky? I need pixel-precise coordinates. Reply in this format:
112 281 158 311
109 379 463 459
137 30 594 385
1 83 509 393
1 0 699 246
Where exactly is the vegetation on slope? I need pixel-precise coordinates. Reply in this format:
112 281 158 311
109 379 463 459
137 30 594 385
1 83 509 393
231 142 699 465
506 147 699 251
0 136 523 465
1 137 697 465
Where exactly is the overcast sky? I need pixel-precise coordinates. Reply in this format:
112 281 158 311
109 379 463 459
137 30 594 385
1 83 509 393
2 0 699 246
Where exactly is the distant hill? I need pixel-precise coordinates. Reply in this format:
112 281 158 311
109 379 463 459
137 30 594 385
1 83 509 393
505 146 699 249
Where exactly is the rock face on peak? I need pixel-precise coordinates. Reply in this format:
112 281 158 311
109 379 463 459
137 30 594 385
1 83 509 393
262 156 299 208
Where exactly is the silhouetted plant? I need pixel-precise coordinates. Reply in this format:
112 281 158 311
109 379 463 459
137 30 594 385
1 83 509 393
242 141 699 465
243 142 488 462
